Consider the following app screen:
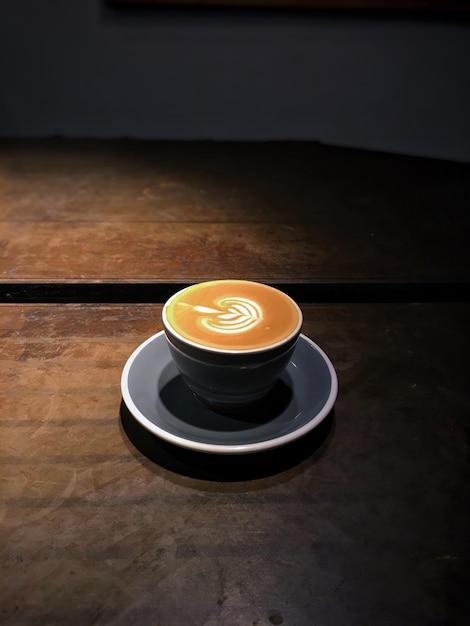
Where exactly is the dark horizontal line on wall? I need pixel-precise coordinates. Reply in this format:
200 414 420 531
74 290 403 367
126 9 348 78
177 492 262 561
0 281 468 304
107 0 470 16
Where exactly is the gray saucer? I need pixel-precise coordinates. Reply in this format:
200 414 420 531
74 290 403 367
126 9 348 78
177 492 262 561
121 331 338 455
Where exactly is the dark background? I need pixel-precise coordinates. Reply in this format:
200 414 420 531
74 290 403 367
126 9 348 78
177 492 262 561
0 0 469 162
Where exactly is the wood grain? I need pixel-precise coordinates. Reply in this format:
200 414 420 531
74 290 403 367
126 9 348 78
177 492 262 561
0 302 468 624
1 139 469 285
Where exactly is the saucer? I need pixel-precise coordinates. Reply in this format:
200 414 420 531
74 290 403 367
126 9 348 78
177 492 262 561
121 331 338 455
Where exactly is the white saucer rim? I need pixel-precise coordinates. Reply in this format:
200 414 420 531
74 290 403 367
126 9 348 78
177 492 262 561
121 330 338 455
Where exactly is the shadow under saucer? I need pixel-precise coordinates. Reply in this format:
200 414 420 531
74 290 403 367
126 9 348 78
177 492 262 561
120 399 335 482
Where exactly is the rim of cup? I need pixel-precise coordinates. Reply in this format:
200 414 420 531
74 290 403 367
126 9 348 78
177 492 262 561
162 280 303 356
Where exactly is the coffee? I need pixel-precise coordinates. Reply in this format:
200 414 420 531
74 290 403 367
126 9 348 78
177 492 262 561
163 280 302 352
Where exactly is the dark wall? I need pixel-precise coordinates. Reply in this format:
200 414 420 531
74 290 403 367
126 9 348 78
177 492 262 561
1 0 469 161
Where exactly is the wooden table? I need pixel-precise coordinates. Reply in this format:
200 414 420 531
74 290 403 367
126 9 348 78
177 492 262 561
0 140 469 625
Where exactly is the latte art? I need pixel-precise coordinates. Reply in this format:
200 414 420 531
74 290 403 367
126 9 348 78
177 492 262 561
163 280 302 352
192 297 263 335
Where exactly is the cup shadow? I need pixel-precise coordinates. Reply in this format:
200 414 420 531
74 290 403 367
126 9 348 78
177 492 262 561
159 375 294 430
120 399 335 482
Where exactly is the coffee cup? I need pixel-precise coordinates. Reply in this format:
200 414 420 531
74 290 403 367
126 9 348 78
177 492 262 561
161 279 303 412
